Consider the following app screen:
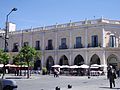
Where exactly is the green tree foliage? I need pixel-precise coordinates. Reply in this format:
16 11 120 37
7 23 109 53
12 54 20 65
18 46 41 78
0 49 10 79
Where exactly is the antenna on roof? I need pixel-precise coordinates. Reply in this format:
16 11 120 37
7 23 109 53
85 18 88 24
56 23 58 28
30 26 33 31
101 16 104 19
69 20 72 26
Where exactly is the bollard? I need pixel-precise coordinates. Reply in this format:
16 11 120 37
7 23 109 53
55 86 60 90
68 84 72 89
88 76 90 79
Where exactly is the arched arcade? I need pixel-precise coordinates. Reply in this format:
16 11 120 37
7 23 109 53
74 54 84 66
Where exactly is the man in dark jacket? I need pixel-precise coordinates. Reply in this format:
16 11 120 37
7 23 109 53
107 66 116 88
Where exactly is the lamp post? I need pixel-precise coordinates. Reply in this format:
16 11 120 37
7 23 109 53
4 8 17 52
1 8 17 79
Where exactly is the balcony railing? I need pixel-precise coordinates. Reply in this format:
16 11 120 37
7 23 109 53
45 46 53 50
12 48 19 52
74 44 83 49
35 47 41 50
87 43 101 48
59 44 68 49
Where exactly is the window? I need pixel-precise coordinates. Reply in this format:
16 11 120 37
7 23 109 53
59 38 67 49
92 35 98 47
24 42 29 46
48 39 52 47
35 41 40 50
61 38 66 45
12 43 19 52
110 35 116 47
47 39 53 50
76 37 82 48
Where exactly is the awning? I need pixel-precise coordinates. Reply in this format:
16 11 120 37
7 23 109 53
0 64 4 67
52 65 61 68
60 65 70 68
5 64 18 67
69 65 79 68
78 64 89 69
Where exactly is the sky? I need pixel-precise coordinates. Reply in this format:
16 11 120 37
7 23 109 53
0 0 120 30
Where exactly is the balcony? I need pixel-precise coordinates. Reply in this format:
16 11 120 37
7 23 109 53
59 44 68 49
12 48 19 52
74 44 83 49
35 47 41 50
87 43 101 48
45 46 53 50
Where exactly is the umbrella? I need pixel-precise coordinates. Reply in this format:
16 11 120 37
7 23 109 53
90 64 101 69
90 66 99 69
69 65 79 68
52 65 61 68
99 64 107 67
5 64 18 67
60 65 70 68
0 64 4 67
91 64 101 67
78 64 89 69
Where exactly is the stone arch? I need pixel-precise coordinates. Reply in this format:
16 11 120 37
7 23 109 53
74 54 84 66
90 54 101 65
46 56 54 71
59 55 69 65
34 60 41 70
107 54 118 70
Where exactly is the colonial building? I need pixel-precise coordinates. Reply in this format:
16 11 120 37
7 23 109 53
0 18 120 73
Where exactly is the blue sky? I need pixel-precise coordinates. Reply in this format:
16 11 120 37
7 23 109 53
0 0 120 30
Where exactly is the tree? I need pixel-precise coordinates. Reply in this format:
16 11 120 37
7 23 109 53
13 54 24 76
12 54 21 65
0 49 10 79
18 46 41 78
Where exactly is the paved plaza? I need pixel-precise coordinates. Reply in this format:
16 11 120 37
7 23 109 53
3 74 120 90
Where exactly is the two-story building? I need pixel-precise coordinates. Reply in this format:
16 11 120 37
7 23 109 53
0 18 120 73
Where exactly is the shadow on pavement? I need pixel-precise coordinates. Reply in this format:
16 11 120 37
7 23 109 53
5 76 27 79
99 87 120 89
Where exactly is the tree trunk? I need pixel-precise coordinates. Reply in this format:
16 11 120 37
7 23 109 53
20 64 22 76
27 61 30 79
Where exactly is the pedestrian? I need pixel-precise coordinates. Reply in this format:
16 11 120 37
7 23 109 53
56 68 60 77
54 68 60 77
117 69 120 77
119 69 120 77
107 66 117 88
54 68 57 77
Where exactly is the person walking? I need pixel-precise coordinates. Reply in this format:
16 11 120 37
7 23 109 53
54 68 60 77
54 68 57 77
117 69 120 77
107 66 117 88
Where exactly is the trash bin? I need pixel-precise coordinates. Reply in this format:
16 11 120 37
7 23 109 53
0 79 18 90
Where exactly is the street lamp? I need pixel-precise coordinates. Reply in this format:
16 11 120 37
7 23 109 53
4 8 17 52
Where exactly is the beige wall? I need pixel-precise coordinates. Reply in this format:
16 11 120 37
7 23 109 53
0 18 120 71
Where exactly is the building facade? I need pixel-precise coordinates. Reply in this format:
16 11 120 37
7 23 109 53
0 18 120 73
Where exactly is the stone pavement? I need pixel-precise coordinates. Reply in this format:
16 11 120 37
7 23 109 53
61 77 120 90
2 74 120 90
